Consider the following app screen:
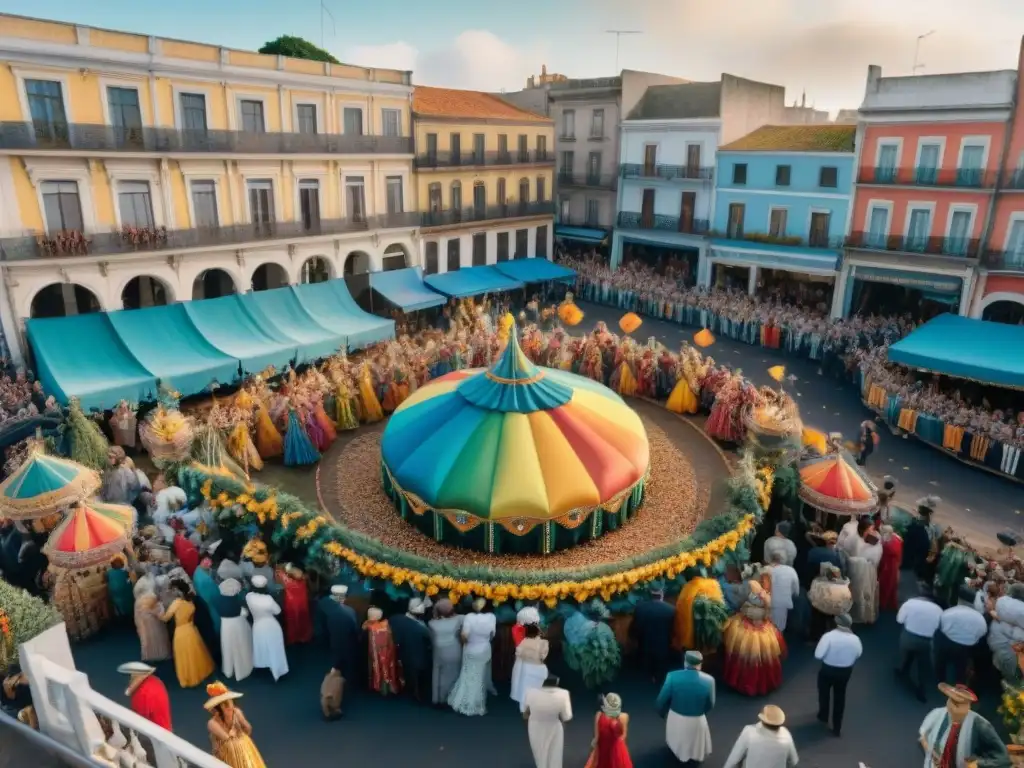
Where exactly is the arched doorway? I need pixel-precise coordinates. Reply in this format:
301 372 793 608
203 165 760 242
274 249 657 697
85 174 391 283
344 251 372 276
982 299 1024 325
192 269 237 301
300 256 332 284
251 262 289 292
382 244 408 272
30 283 102 318
121 276 173 310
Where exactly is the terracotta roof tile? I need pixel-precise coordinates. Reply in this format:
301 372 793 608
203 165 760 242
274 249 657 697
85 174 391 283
413 86 550 122
720 124 856 153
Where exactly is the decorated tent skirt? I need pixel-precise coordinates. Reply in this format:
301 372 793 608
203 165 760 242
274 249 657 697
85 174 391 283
721 615 785 696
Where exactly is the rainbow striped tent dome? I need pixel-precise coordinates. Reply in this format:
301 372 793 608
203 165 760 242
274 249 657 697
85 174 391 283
380 327 650 553
798 450 877 517
44 501 129 569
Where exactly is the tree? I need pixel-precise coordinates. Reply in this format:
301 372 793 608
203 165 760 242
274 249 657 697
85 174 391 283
258 36 339 64
0 579 62 670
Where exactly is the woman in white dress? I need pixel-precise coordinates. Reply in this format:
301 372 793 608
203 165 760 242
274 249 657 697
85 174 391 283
217 578 253 682
245 575 288 681
523 675 572 768
511 624 549 712
847 528 882 624
447 598 496 716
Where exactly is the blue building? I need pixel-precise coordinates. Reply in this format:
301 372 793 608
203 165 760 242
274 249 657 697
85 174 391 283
704 125 856 298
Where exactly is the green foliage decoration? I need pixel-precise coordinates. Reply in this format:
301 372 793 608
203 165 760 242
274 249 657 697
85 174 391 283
258 35 340 64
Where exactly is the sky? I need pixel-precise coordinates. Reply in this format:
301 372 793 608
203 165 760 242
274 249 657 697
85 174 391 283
1 0 1023 112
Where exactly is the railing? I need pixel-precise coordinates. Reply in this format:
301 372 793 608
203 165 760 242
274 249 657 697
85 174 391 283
1003 169 1024 190
413 150 553 169
617 211 710 235
558 133 576 141
556 171 618 190
712 231 845 249
620 163 715 182
844 231 979 259
420 201 555 228
0 212 422 261
857 165 997 189
0 120 414 155
980 250 1024 272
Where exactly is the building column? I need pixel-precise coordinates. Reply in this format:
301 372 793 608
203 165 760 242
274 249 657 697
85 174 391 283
610 231 624 269
957 270 974 317
61 284 78 316
830 265 850 318
968 271 988 317
697 246 713 289
546 222 554 261
747 266 759 296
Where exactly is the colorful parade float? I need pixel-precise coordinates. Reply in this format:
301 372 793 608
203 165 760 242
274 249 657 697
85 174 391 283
796 447 877 526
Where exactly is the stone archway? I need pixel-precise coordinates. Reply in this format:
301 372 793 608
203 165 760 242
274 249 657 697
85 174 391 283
299 255 332 284
30 283 102 319
121 275 175 310
381 243 409 272
982 298 1024 325
344 251 372 276
192 268 238 301
251 262 290 292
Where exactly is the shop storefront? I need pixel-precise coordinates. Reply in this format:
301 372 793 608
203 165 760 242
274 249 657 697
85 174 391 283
610 229 705 281
701 241 840 298
834 258 975 319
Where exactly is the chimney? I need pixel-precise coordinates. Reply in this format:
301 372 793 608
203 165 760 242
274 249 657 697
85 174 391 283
801 90 806 108
866 65 882 94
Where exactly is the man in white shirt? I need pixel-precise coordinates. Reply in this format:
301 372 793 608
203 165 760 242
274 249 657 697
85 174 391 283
815 613 862 737
935 585 989 686
723 704 799 768
896 591 943 701
768 551 800 632
764 522 798 567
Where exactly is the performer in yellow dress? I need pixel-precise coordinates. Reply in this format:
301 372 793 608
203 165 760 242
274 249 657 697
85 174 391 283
333 377 360 431
161 581 215 688
358 363 384 423
204 682 266 768
253 402 283 460
666 375 699 414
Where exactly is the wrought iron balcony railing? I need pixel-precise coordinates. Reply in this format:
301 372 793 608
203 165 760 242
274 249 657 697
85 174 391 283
619 163 714 182
413 150 553 169
0 120 414 155
712 231 845 249
858 165 997 189
556 171 618 190
616 211 710 235
0 212 422 262
980 250 1024 272
844 231 979 259
419 201 555 228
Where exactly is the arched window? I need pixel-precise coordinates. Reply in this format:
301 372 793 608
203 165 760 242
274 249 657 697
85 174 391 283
450 180 462 210
473 181 486 218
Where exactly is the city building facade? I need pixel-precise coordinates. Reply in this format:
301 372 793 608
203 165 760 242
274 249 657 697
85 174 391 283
612 74 789 271
411 86 555 274
837 64 1017 318
708 124 855 297
0 13 418 364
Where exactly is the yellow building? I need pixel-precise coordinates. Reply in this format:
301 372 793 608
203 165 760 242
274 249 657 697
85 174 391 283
412 86 554 273
0 13 418 364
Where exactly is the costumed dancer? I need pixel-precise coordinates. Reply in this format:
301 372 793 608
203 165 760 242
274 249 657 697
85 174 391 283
161 579 216 688
217 578 253 682
363 607 402 696
204 682 267 768
918 684 1009 768
705 376 744 443
283 407 320 467
118 662 171 731
358 363 385 423
134 583 171 662
848 528 882 624
721 571 786 696
332 374 360 431
665 350 699 415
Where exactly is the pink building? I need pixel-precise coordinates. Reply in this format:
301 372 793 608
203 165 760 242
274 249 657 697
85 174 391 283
834 64 1017 318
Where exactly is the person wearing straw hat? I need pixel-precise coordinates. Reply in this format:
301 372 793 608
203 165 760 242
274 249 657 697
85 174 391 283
204 681 267 768
722 705 798 768
117 662 170 731
657 650 714 764
919 683 1008 768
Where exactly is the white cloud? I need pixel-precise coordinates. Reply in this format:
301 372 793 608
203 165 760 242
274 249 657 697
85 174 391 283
345 41 418 73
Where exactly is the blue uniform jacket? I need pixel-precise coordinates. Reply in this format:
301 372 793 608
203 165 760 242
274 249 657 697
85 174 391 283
656 668 716 719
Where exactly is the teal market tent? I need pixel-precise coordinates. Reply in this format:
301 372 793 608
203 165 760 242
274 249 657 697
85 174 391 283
369 267 446 312
183 295 299 376
107 304 239 395
423 265 524 298
887 313 1024 389
26 314 157 410
492 258 576 284
239 289 345 364
292 280 394 349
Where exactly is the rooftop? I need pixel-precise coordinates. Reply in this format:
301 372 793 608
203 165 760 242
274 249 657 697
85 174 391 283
720 124 856 153
413 86 550 122
861 65 1016 113
625 82 722 121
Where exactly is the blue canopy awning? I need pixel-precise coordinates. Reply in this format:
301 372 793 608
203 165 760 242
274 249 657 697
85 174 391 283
492 258 576 284
555 225 608 244
423 266 524 299
293 280 394 350
184 295 298 376
854 266 962 294
239 288 344 365
369 267 446 312
887 313 1024 389
26 314 157 411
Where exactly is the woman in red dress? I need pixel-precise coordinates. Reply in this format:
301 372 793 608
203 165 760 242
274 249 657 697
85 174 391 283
878 524 903 611
281 565 313 645
585 693 633 768
363 607 402 696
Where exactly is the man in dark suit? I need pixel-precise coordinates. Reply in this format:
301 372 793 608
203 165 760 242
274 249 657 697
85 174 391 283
317 584 361 709
631 587 676 683
388 598 432 705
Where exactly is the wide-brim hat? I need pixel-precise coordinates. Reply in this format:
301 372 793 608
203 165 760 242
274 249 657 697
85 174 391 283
116 662 155 679
758 704 786 727
938 683 977 704
204 681 244 710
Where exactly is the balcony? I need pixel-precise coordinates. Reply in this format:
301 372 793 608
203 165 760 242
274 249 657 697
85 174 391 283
1003 169 1024 190
0 120 414 155
0 212 422 262
858 165 997 189
413 150 553 169
419 201 555 228
616 211 710 235
712 231 845 250
556 171 618 190
981 250 1024 273
844 231 979 259
619 163 714 182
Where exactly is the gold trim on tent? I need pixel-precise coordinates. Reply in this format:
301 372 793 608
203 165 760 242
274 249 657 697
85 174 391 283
0 456 100 520
484 370 547 385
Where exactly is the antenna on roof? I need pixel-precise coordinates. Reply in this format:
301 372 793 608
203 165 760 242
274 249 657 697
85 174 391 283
606 30 642 73
913 30 935 75
320 1 336 49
